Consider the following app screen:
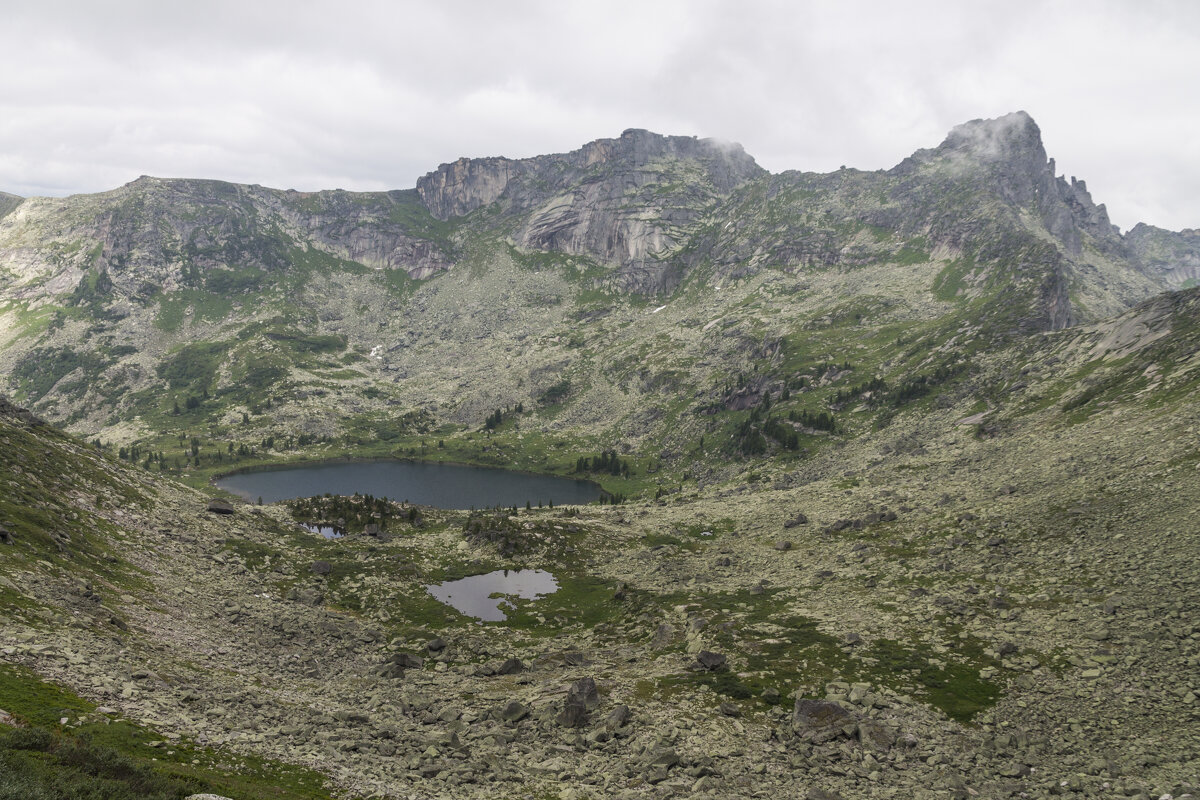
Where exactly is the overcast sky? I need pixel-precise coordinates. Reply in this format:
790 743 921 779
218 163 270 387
1 0 1197 231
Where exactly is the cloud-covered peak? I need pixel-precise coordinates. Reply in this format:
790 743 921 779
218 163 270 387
940 111 1045 164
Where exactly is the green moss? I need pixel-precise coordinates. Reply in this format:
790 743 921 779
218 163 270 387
0 665 338 800
157 342 229 391
203 265 267 294
864 638 1000 722
377 268 420 298
264 331 346 354
153 290 234 332
502 574 626 633
932 258 977 302
11 347 109 403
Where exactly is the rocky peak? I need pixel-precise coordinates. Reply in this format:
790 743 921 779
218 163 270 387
0 191 24 221
577 129 761 193
414 129 764 291
416 129 763 221
940 110 1046 166
896 112 1121 255
1124 223 1200 287
415 156 523 221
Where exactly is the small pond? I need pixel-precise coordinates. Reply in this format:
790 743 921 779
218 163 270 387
425 569 558 622
214 459 602 508
301 523 343 539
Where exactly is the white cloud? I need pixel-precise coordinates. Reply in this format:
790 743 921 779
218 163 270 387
1 0 1198 230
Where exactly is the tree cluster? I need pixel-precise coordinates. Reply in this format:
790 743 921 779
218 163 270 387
788 408 838 433
288 492 415 533
574 450 630 477
484 402 524 430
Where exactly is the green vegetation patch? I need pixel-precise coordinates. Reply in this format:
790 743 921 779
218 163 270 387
203 265 267 295
502 574 627 633
0 665 337 800
263 331 346 354
932 258 977 302
11 347 109 403
153 289 235 332
865 638 1000 722
156 342 229 391
645 587 1001 722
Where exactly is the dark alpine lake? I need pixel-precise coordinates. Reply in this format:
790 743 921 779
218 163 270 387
214 459 603 508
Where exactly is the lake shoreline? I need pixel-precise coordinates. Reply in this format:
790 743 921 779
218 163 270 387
212 457 604 508
210 454 603 489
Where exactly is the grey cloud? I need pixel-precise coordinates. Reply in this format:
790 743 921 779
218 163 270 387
1 0 1198 231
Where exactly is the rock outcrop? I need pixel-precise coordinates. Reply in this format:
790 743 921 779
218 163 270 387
0 179 454 302
1126 223 1200 287
0 191 21 221
417 129 765 291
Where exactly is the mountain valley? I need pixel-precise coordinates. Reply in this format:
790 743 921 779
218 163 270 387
1 112 1198 800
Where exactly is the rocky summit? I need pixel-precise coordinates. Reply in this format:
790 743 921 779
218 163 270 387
0 113 1198 799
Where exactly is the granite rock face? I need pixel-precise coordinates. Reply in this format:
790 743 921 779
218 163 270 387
1126 223 1200 287
417 128 765 291
0 179 454 301
1 112 1197 442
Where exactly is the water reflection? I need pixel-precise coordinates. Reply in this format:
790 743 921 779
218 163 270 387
426 569 559 622
215 460 602 508
301 523 343 539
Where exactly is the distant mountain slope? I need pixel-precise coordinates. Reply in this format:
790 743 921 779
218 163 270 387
1125 223 1200 288
2 279 1198 797
416 128 765 291
0 191 21 221
0 180 454 303
0 113 1196 454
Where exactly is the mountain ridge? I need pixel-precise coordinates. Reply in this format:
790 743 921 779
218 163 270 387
0 111 1196 447
3 115 1200 799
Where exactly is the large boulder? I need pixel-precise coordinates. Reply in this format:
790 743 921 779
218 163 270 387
499 700 529 724
694 650 727 671
496 658 525 675
558 677 600 727
373 653 424 680
568 676 600 709
603 704 632 731
558 692 588 728
792 698 856 743
206 499 235 515
856 719 897 752
284 587 323 606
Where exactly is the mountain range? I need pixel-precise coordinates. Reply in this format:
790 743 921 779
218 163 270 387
0 112 1198 799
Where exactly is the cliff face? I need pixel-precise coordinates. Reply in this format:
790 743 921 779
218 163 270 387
2 113 1195 330
415 157 521 220
915 112 1123 257
0 180 454 303
2 113 1199 448
417 129 765 291
0 191 21 221
417 129 762 219
1125 224 1200 287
